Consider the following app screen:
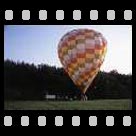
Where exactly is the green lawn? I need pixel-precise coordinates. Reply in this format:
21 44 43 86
4 99 132 110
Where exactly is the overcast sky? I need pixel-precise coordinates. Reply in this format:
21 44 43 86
4 25 132 74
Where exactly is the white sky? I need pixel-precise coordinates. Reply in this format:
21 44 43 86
4 25 132 74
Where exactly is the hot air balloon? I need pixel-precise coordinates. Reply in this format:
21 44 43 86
58 29 107 100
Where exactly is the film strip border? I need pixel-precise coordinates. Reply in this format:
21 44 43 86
0 9 134 24
2 10 133 20
1 9 134 128
0 115 133 127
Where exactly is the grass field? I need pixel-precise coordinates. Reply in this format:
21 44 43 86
4 99 132 110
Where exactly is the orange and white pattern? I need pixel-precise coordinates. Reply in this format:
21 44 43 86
58 29 107 94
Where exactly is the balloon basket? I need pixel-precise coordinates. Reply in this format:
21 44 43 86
80 93 88 101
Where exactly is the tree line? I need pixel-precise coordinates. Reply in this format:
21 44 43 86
4 59 132 100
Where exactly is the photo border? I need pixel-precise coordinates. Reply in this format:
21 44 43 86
1 8 134 127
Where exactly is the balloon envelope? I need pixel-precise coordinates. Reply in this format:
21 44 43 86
58 29 107 94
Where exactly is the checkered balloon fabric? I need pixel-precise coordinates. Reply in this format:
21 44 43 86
58 29 107 94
